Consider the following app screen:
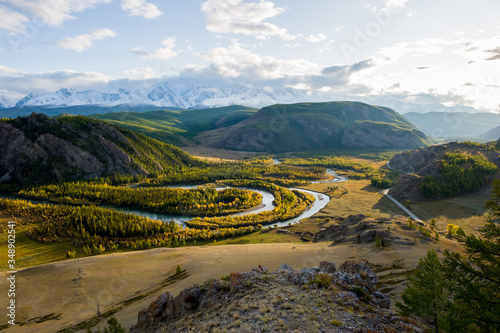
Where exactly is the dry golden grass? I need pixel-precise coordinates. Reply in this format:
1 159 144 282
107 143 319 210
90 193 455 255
180 146 259 162
409 186 490 235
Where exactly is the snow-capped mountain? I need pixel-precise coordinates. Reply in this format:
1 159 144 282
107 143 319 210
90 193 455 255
1 81 487 115
0 96 15 109
9 82 322 109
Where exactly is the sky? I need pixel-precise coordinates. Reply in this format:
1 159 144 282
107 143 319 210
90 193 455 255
0 0 499 111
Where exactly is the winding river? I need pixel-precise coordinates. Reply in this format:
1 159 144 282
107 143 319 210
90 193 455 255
0 161 347 228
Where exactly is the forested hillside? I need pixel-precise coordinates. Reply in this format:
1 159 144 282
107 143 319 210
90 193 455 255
90 105 257 146
0 113 201 186
388 141 500 201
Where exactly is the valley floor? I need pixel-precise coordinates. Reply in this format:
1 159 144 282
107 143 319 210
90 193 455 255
0 236 461 333
0 179 465 332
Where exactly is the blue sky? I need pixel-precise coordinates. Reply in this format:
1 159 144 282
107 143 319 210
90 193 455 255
0 0 499 111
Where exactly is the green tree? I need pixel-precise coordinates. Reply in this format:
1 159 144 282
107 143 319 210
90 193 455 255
396 248 449 333
102 317 126 333
442 188 500 332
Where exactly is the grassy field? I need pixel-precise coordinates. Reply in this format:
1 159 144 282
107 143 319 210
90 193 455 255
180 146 260 162
0 215 79 269
409 185 491 235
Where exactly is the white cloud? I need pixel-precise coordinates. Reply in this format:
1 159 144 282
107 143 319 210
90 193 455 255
55 28 116 52
0 64 24 75
0 68 111 96
204 42 319 79
368 0 411 13
455 35 500 63
2 0 112 27
120 0 161 19
201 0 294 40
378 38 453 63
0 5 29 34
130 37 178 59
124 66 155 79
305 33 328 43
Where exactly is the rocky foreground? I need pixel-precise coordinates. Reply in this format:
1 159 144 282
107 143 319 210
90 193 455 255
131 260 427 332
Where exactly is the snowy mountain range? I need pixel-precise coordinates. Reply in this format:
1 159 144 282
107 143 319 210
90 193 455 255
2 83 315 110
0 81 487 114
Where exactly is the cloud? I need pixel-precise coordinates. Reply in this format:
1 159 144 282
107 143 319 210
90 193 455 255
124 66 155 79
303 60 375 89
201 0 294 39
55 28 116 52
2 0 112 28
305 33 328 43
378 38 453 63
0 64 24 75
455 35 500 62
368 0 411 13
485 47 500 61
204 42 319 79
130 37 178 59
0 68 111 97
0 5 29 34
120 0 161 19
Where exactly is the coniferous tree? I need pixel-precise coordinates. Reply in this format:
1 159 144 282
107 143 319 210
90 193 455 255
442 181 500 332
396 248 449 333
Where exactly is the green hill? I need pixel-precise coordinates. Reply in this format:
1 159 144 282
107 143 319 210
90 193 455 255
0 113 201 186
199 102 429 153
89 105 258 146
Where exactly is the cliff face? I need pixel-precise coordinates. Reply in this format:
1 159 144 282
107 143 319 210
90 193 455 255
0 113 197 185
131 260 427 333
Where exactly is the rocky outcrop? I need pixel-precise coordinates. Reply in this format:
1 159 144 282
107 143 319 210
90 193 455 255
0 113 194 184
131 260 427 333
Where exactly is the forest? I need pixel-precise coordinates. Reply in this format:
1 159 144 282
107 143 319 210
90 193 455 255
18 183 262 217
281 156 397 188
184 179 315 229
0 198 259 253
419 152 498 198
143 163 326 187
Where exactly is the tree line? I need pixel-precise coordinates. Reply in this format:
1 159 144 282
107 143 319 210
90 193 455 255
0 198 259 253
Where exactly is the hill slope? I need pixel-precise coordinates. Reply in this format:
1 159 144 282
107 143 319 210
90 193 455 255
199 102 429 153
89 105 258 146
479 124 500 140
0 113 200 185
404 112 500 138
388 141 500 202
131 260 427 333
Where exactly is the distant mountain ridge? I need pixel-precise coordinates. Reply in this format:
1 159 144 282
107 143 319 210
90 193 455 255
404 112 500 138
0 82 490 116
5 83 311 110
479 124 500 140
